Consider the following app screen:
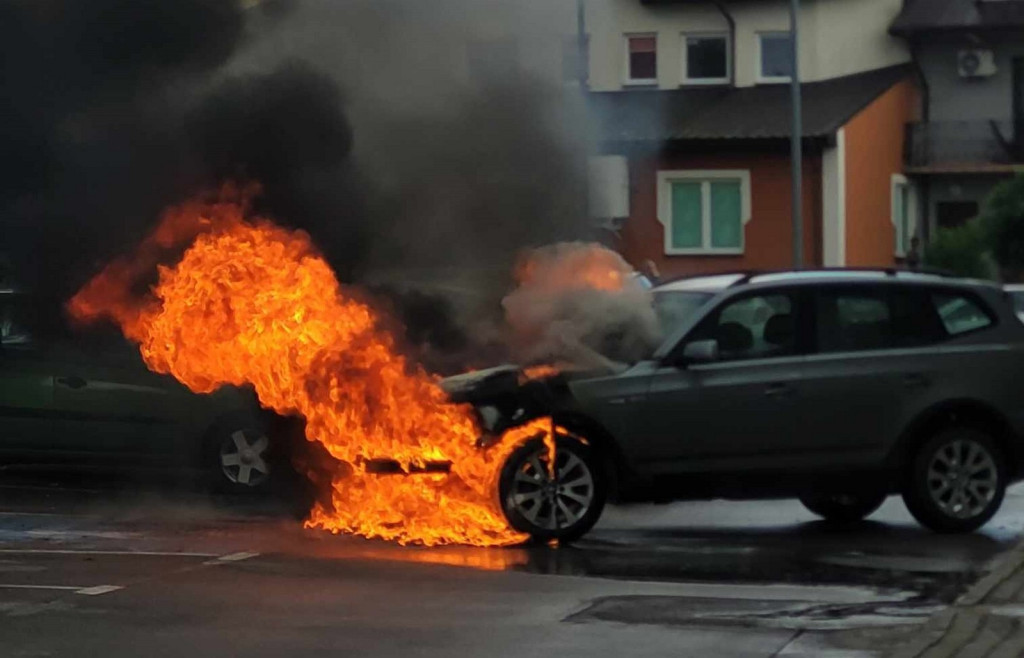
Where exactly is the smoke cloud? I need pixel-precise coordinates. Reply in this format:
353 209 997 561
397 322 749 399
1 0 592 319
502 242 661 368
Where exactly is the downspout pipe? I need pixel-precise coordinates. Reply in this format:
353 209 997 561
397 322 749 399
909 39 932 243
709 0 736 84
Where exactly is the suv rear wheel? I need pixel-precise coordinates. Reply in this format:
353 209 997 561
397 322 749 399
903 428 1006 533
499 434 606 543
799 491 887 523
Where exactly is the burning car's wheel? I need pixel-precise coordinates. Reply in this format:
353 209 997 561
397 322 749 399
499 434 606 543
207 425 273 493
903 428 1006 534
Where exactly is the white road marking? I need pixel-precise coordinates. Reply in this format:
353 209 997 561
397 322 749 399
75 585 123 596
0 584 81 592
0 511 63 517
202 551 259 565
0 583 123 596
0 549 219 557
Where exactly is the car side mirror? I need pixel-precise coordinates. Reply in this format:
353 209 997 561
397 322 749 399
680 339 719 365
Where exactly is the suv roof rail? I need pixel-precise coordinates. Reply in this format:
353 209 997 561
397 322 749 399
734 266 961 282
652 271 759 287
651 266 963 291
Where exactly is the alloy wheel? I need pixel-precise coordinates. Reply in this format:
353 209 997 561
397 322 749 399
507 445 595 531
219 430 270 487
926 438 998 520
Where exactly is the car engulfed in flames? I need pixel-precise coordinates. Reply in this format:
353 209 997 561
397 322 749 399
67 187 621 547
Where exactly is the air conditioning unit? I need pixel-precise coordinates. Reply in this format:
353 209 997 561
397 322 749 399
958 49 997 78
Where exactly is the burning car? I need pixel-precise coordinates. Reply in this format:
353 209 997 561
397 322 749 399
0 286 275 493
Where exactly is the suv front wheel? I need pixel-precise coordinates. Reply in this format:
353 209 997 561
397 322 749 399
499 434 606 543
903 428 1006 533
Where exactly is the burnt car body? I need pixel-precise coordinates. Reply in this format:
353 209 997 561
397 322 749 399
444 270 1024 542
0 287 277 493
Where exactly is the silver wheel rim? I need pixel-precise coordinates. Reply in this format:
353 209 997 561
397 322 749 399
927 438 998 519
508 445 594 531
219 430 270 487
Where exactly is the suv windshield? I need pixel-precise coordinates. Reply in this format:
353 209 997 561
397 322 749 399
653 290 714 338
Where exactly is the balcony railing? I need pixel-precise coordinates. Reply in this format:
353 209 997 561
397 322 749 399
905 120 1023 170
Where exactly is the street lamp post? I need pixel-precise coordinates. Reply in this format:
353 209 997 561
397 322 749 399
789 0 803 268
577 0 588 87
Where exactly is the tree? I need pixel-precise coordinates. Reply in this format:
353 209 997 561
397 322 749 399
980 174 1024 281
924 221 993 279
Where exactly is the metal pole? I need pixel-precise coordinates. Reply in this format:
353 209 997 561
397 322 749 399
577 0 588 88
789 0 803 268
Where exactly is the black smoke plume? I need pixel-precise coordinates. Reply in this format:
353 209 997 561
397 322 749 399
1 0 593 367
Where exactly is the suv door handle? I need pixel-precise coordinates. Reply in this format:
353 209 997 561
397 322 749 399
903 373 930 389
56 376 87 389
764 382 794 398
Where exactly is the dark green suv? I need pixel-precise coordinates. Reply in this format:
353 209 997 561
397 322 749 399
446 270 1024 542
0 288 272 492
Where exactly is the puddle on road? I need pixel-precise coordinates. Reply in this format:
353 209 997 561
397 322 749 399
566 595 942 631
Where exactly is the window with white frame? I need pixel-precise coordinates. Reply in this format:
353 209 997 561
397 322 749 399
758 32 793 82
682 33 729 85
657 171 751 254
892 175 915 257
625 34 657 84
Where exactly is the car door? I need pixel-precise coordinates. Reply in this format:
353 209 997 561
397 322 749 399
0 294 56 452
796 284 943 467
633 288 807 474
49 333 186 457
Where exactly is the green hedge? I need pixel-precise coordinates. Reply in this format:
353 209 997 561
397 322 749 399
980 174 1024 281
923 221 993 279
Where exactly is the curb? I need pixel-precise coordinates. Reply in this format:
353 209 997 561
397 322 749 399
957 542 1024 606
885 541 1024 658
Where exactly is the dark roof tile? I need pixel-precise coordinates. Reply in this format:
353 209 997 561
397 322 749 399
891 0 1024 33
590 64 913 143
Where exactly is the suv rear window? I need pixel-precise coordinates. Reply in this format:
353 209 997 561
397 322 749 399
932 293 993 336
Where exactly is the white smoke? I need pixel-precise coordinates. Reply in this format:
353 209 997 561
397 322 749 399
502 242 661 370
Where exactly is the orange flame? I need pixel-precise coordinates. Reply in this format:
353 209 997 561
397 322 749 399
69 188 546 546
520 364 561 381
513 242 632 294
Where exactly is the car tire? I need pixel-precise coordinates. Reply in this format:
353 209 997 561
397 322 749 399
205 422 274 494
499 434 606 544
799 491 887 523
902 427 1006 534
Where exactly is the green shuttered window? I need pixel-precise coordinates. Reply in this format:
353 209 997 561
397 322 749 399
662 172 748 254
670 182 703 248
710 181 742 248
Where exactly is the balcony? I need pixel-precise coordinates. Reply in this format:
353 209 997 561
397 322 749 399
905 120 1023 173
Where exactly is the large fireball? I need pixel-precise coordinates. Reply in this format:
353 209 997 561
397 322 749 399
69 188 542 546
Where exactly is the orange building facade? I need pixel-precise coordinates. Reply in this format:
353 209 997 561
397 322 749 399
608 73 919 278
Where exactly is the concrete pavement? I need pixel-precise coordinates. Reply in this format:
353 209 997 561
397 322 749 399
3 471 1024 656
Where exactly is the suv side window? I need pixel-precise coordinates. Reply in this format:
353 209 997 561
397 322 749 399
689 292 796 361
889 288 948 347
816 289 890 353
814 286 987 353
932 293 993 336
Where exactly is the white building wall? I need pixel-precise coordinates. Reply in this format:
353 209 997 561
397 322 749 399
587 0 910 91
822 128 847 267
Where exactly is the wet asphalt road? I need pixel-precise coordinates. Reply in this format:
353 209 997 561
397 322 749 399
1 469 1022 657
